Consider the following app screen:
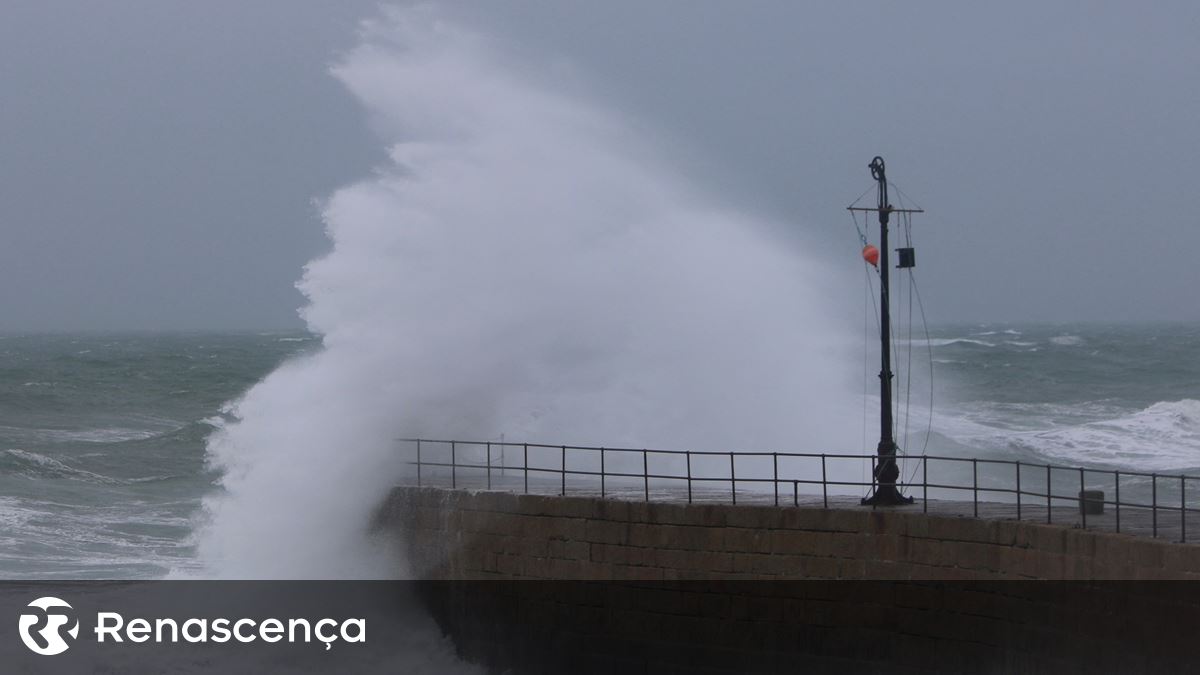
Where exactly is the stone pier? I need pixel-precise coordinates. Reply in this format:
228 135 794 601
375 485 1200 673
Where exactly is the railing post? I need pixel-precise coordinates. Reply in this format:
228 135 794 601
1079 467 1086 530
1152 473 1158 538
416 439 422 487
561 445 566 496
451 441 457 490
1046 465 1052 524
794 480 799 507
923 457 928 513
486 442 492 490
686 451 692 504
773 453 779 507
523 443 528 494
643 450 649 502
1016 461 1022 521
821 454 828 509
972 458 978 518
1115 470 1121 533
600 447 606 499
729 452 736 505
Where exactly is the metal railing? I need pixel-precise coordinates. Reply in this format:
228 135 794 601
398 438 1200 543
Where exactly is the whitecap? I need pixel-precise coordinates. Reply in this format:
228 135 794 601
912 338 996 348
938 400 1200 472
42 428 163 443
2 449 123 484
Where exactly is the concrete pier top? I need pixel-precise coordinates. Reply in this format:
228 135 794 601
400 472 1196 546
380 481 1200 580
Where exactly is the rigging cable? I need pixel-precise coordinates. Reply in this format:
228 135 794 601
888 182 931 494
863 263 870 496
900 203 915 477
888 183 912 486
851 176 934 495
851 182 934 497
852 206 883 497
903 268 936 488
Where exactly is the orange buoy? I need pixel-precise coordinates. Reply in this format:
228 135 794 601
862 244 879 267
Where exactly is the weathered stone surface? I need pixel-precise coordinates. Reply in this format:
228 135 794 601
378 486 1200 580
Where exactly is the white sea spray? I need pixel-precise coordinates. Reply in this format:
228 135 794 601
190 6 858 578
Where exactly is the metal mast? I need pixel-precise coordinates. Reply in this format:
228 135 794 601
853 156 917 506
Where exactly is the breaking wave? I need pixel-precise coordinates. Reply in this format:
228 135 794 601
189 7 857 578
935 399 1200 471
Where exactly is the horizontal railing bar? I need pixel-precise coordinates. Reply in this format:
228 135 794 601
408 463 880 487
403 440 900 462
399 439 1200 482
410 461 1198 499
400 438 1200 531
409 458 1200 503
398 439 894 460
412 467 1196 511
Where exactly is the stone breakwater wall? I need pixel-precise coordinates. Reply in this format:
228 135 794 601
379 486 1200 673
379 486 1200 580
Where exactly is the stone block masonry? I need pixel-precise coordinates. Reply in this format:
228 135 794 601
379 486 1200 580
378 486 1200 673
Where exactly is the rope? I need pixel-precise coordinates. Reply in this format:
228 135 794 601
850 209 869 249
903 211 915 461
848 182 878 210
887 191 924 495
903 268 936 488
852 211 882 335
889 274 901 442
863 265 870 496
889 180 924 212
853 211 881 497
885 189 920 493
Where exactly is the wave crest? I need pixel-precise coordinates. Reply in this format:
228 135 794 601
935 399 1200 471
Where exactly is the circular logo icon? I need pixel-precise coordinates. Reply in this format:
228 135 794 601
18 597 79 656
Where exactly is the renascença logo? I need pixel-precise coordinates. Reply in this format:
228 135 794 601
19 597 80 656
17 595 366 654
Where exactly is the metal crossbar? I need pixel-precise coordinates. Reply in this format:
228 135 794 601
398 438 1200 544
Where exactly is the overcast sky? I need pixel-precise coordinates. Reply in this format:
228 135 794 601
2 1 1197 331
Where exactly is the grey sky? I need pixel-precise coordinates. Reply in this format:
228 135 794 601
2 1 1198 330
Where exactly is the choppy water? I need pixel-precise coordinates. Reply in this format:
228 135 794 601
916 322 1200 471
0 323 1196 578
0 333 318 578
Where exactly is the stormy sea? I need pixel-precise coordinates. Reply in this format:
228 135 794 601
1 323 1197 579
